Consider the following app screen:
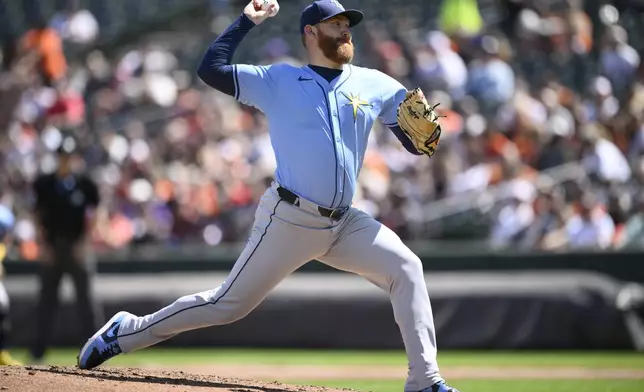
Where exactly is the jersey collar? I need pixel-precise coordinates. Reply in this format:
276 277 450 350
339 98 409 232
302 64 353 91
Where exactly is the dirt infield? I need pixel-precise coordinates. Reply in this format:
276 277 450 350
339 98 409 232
2 364 643 392
0 366 356 392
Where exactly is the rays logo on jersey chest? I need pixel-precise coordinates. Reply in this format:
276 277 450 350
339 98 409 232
341 92 372 121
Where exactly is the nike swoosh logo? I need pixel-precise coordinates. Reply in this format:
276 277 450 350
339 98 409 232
298 76 312 81
102 321 120 342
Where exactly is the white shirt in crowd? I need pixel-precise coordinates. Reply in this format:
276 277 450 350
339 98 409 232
583 138 632 183
565 210 615 249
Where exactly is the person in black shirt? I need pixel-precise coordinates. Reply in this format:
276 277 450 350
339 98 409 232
29 136 103 363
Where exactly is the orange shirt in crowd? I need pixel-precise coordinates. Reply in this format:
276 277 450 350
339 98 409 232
21 27 67 82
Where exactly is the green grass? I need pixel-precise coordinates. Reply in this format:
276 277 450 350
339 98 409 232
10 347 644 368
302 379 644 392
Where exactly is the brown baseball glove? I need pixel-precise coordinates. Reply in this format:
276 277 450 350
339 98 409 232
396 88 443 157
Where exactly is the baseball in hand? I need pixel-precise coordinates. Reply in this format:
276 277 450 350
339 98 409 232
255 0 280 16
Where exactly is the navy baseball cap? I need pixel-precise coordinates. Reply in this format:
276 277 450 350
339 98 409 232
300 0 364 34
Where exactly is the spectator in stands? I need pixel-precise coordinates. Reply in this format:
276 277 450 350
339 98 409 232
49 1 100 45
439 0 484 38
519 186 567 249
466 35 516 117
0 34 40 132
563 192 616 250
414 31 468 100
19 16 67 87
581 76 620 125
580 123 632 184
600 25 640 102
490 178 536 248
615 194 644 249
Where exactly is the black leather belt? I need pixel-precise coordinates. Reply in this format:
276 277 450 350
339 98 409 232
277 186 348 221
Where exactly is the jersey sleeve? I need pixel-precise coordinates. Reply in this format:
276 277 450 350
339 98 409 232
234 64 277 112
378 74 408 127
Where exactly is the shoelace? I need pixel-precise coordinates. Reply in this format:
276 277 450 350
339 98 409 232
99 343 122 358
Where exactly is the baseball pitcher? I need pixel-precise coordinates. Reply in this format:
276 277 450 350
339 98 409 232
78 2 454 391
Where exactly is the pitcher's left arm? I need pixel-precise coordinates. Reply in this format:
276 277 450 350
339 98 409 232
379 74 443 157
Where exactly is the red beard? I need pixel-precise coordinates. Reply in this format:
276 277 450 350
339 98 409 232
317 31 354 64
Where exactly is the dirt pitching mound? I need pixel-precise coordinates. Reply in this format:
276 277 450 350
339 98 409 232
0 366 357 392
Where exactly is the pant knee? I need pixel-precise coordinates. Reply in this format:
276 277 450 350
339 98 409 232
213 297 256 324
220 310 251 324
391 255 424 288
179 290 256 326
400 253 424 275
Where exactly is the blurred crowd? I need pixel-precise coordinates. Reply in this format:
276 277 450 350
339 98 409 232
0 0 644 260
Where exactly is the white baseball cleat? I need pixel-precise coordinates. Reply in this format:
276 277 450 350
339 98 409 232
77 311 132 370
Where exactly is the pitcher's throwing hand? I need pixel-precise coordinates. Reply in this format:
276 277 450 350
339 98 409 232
246 0 279 24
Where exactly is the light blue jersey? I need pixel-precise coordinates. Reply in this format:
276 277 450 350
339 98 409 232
234 63 407 209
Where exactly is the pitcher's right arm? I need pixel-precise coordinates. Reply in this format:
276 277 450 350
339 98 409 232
197 0 279 110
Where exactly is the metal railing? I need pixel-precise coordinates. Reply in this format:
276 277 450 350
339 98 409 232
422 161 588 222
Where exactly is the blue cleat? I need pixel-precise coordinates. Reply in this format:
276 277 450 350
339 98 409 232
77 311 131 370
419 381 461 392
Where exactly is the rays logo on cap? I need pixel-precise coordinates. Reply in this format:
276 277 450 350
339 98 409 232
329 0 345 10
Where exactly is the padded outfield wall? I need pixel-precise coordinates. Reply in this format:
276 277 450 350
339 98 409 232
4 248 644 351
